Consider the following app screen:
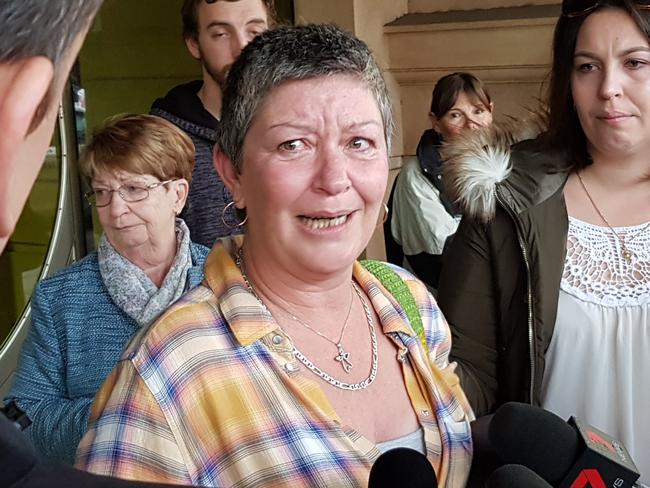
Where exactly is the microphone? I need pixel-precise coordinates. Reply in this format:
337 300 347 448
488 402 640 488
368 448 438 488
487 464 553 488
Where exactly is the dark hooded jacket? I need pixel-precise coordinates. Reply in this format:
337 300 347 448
151 81 238 248
416 129 460 217
437 124 571 417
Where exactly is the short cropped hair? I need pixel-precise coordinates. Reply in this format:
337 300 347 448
0 0 103 67
181 0 276 39
217 23 394 170
548 0 650 167
430 72 492 118
80 114 196 184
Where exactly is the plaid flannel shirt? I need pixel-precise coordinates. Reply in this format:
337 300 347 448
76 237 473 487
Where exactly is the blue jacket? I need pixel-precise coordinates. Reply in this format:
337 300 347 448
5 242 209 465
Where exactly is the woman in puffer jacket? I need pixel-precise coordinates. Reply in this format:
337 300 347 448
438 1 650 482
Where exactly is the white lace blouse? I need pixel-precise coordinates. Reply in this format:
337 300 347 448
541 217 650 484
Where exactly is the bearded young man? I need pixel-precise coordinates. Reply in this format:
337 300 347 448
151 0 275 248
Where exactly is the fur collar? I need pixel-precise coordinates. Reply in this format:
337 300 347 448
441 116 547 223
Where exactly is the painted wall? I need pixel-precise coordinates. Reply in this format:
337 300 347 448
387 13 557 154
293 0 356 31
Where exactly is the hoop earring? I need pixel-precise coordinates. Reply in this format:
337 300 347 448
381 203 389 224
221 201 248 229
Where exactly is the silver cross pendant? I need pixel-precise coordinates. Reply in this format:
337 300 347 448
335 343 353 373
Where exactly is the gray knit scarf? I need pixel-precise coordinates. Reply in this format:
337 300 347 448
98 218 192 327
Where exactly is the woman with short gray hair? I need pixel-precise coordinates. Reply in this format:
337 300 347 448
77 24 473 487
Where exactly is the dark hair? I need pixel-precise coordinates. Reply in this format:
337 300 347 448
429 72 492 118
548 0 650 167
217 24 393 170
181 0 276 39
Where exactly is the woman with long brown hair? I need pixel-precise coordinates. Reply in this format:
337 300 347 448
439 0 650 481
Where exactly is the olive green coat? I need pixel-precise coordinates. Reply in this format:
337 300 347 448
437 129 572 417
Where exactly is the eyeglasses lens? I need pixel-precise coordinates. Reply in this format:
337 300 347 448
87 185 150 207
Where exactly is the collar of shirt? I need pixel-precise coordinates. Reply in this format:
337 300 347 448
202 237 415 348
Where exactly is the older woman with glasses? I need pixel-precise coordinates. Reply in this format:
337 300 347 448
5 114 209 466
438 0 650 481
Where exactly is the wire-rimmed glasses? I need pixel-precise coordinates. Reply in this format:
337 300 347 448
85 179 177 207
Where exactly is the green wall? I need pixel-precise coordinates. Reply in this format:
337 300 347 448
79 0 201 134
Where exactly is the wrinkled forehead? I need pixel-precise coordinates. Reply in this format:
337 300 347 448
248 74 383 128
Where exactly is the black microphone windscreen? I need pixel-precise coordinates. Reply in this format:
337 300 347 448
368 448 437 488
486 464 553 488
488 402 580 485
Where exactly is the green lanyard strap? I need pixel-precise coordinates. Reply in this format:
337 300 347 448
360 260 426 349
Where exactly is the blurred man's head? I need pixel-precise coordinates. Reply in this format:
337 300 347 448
0 0 104 253
181 0 274 88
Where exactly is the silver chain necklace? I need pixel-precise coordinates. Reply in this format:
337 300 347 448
235 248 378 391
270 278 355 373
577 172 650 263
